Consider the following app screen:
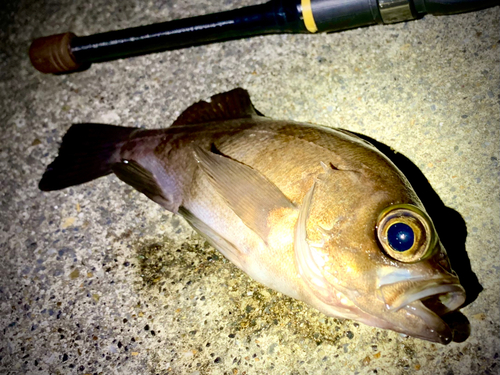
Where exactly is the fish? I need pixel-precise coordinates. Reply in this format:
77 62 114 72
39 88 466 344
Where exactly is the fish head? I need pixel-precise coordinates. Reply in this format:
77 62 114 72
296 182 466 344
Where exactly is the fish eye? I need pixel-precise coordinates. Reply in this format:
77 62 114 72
387 223 414 252
376 204 437 263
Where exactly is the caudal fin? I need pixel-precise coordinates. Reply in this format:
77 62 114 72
39 123 137 191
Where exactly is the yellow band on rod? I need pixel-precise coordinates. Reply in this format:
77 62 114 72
301 0 318 33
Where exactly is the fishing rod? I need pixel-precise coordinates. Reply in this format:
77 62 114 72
29 0 497 74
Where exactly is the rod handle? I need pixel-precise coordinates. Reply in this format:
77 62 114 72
29 32 84 74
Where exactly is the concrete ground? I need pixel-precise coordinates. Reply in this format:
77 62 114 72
0 1 498 374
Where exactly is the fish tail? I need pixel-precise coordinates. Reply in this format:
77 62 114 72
39 123 138 191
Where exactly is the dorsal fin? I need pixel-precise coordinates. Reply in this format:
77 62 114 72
172 88 258 126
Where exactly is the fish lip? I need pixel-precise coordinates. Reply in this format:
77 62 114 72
403 300 455 344
380 278 466 313
379 278 466 344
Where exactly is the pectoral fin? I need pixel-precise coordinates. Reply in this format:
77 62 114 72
194 146 295 243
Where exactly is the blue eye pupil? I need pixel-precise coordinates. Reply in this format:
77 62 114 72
387 223 414 252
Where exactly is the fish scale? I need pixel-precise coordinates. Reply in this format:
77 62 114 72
39 88 466 344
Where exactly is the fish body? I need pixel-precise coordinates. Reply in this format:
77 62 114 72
40 89 465 344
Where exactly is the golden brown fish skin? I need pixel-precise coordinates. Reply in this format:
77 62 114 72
118 117 418 209
39 89 465 344
116 116 418 291
148 117 461 344
127 117 458 340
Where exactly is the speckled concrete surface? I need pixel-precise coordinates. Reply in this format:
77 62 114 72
1 1 499 374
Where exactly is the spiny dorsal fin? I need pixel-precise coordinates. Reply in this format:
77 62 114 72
172 88 258 126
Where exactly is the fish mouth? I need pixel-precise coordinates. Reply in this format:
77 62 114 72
379 279 466 344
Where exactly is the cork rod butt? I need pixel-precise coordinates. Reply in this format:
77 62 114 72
29 32 83 74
